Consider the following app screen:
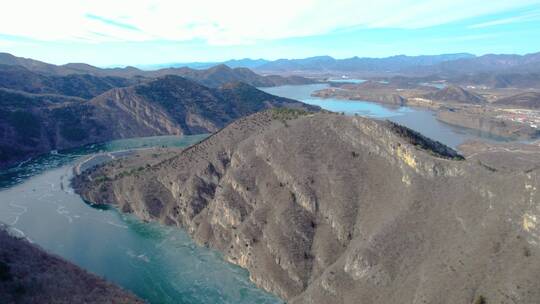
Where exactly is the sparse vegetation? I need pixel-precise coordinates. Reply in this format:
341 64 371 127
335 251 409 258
271 108 310 122
473 295 486 304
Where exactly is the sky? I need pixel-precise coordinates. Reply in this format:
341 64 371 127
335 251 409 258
1 0 540 66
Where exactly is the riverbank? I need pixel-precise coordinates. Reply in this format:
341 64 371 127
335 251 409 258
312 84 540 140
0 226 144 303
261 84 534 148
0 134 282 304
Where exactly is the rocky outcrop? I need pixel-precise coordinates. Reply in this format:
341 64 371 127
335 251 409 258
74 110 540 304
0 227 144 303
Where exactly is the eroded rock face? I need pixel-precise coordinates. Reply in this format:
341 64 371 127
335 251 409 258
74 110 540 304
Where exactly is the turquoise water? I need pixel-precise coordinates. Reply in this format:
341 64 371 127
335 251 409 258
0 135 282 304
0 135 208 189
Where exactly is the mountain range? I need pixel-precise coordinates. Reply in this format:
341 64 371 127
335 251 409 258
144 52 540 78
141 53 475 74
403 52 540 76
0 72 315 169
0 53 315 87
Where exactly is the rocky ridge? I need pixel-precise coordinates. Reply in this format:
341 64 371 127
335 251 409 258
74 110 540 304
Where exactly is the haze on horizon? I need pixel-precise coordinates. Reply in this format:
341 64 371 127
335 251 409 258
1 0 540 66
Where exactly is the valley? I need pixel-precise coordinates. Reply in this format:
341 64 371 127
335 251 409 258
2 50 540 304
0 57 316 169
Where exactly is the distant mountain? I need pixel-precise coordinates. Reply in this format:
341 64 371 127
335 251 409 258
0 52 63 75
0 53 145 77
405 52 540 76
423 85 485 104
6 51 540 81
0 53 313 87
143 58 270 70
168 52 540 79
494 92 540 109
152 54 475 74
222 58 270 69
0 75 316 168
146 64 316 88
448 73 540 89
0 64 140 98
255 54 476 73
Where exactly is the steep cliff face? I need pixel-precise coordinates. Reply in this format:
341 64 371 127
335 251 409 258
0 76 314 169
74 110 540 304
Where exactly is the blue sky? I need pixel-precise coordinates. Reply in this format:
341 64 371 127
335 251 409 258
0 0 539 66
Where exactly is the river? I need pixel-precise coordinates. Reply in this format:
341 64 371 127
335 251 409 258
0 135 282 304
0 83 516 304
262 84 511 148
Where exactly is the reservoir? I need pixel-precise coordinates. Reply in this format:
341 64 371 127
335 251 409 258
262 84 511 149
0 83 518 304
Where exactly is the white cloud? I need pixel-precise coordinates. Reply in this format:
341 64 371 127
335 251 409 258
0 0 537 45
468 10 540 28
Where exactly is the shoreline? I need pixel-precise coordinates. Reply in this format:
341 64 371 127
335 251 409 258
311 89 540 141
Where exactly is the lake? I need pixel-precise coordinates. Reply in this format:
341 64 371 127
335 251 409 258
262 84 511 148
